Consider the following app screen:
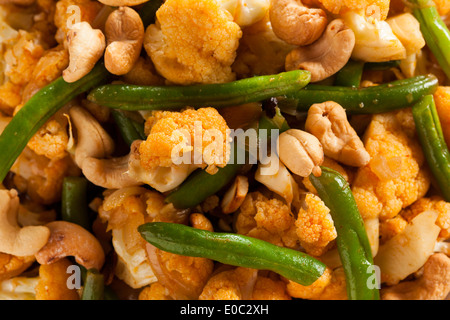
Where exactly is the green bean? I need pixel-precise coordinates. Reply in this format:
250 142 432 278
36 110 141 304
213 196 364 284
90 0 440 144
0 62 110 183
165 111 290 209
61 176 91 230
407 0 450 79
334 60 364 88
111 110 146 146
309 167 380 300
81 269 104 300
277 74 438 115
87 70 311 111
138 222 326 286
364 60 401 71
412 95 450 202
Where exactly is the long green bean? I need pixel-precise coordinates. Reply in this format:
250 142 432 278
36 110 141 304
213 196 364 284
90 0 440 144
138 222 326 286
61 176 91 230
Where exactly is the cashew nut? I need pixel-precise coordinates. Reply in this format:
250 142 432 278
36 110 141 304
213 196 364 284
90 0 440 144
35 221 105 271
0 0 35 5
104 7 144 76
97 0 149 7
62 22 106 83
69 106 114 168
269 0 328 46
0 189 50 257
70 106 140 189
381 253 450 300
285 19 355 82
221 175 249 214
277 129 324 177
305 101 370 167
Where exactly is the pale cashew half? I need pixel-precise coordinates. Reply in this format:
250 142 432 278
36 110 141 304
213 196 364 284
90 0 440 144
97 0 149 6
221 175 249 214
35 221 105 271
381 253 450 300
269 0 327 46
0 189 50 257
104 7 144 76
305 101 370 167
285 19 355 82
63 22 106 83
277 129 324 177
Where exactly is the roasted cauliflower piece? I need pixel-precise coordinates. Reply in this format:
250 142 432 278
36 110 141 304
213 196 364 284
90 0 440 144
0 253 35 282
317 0 390 20
139 282 173 300
252 273 291 300
433 86 450 147
144 0 242 85
35 258 80 300
295 193 337 257
138 107 231 175
351 109 431 221
284 267 332 300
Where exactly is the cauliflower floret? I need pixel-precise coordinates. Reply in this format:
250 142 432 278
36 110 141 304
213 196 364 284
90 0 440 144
401 196 450 240
139 107 231 175
35 258 80 300
144 0 242 85
218 0 270 27
139 282 173 300
284 267 332 300
252 274 291 300
0 253 35 282
232 12 295 78
295 193 337 257
98 189 158 289
199 267 258 300
351 109 431 221
235 191 299 249
0 276 39 300
433 86 450 148
11 147 80 205
379 215 408 244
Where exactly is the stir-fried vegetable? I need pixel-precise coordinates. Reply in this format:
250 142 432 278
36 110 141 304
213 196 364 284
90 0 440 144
138 222 326 286
86 70 311 111
412 95 450 202
61 176 91 230
81 269 105 300
278 74 438 115
309 167 380 300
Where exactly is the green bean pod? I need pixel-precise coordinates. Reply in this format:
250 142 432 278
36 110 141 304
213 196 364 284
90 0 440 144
87 70 311 111
309 167 380 300
61 176 91 230
0 62 110 183
111 110 146 146
334 60 365 88
407 0 450 79
138 222 326 286
412 95 450 202
81 269 105 300
278 74 438 115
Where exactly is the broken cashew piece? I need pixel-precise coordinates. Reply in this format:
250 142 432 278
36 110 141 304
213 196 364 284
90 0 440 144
63 22 106 83
305 101 370 167
0 0 35 5
105 6 144 76
35 221 105 271
221 175 249 214
277 129 324 177
285 19 355 82
0 189 50 257
269 0 327 46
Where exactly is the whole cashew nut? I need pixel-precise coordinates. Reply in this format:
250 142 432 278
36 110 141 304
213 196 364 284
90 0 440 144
104 7 144 76
0 189 50 257
63 22 106 83
35 221 105 271
277 129 324 177
305 101 370 167
285 19 355 82
269 0 328 46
